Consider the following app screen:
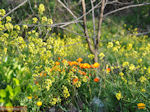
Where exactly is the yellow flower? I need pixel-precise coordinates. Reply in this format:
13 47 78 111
6 16 11 22
32 17 38 24
141 88 146 92
38 4 45 14
139 76 147 83
115 41 120 45
23 25 28 29
88 54 94 59
82 76 88 82
4 48 7 54
137 103 145 109
0 24 4 31
41 16 47 23
50 98 57 105
116 91 122 100
99 53 105 59
27 96 32 100
121 77 127 83
63 86 70 98
48 19 53 24
147 66 150 73
129 64 135 70
112 47 118 52
14 25 20 30
45 79 52 91
119 72 124 77
122 62 129 67
107 42 113 48
0 9 6 16
75 81 81 88
127 43 132 50
5 23 13 31
37 101 42 106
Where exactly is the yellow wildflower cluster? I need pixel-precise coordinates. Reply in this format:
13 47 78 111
38 4 45 14
63 85 70 98
45 79 52 91
0 9 6 16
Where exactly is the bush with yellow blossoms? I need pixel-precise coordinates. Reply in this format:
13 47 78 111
0 5 101 111
0 3 150 112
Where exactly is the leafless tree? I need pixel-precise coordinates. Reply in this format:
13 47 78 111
2 0 150 62
57 0 150 62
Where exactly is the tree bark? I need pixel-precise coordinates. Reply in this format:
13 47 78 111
94 0 105 62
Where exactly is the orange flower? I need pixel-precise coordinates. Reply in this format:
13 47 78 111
94 77 100 82
77 58 83 63
137 103 146 109
40 72 43 77
72 61 78 66
68 61 78 66
92 62 100 68
35 81 39 85
58 69 61 72
106 68 111 72
55 61 60 65
78 70 86 75
81 71 86 75
43 73 47 76
58 57 61 60
73 78 78 84
80 63 90 69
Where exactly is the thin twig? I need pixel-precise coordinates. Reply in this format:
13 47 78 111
28 0 34 14
104 2 150 17
57 0 84 32
16 20 82 28
60 1 102 28
57 0 77 19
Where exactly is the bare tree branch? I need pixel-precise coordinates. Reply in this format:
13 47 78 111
104 2 150 17
107 0 134 5
93 0 105 62
60 1 102 28
57 0 77 19
16 20 82 28
96 0 105 49
90 0 96 45
0 0 28 21
57 0 84 33
28 0 34 14
82 0 95 54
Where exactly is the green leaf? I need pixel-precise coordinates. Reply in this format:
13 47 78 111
0 99 5 103
0 89 6 98
6 85 14 100
5 70 13 83
13 78 20 86
5 102 12 106
14 87 21 96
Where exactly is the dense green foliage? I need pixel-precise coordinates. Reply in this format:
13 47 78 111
0 1 150 111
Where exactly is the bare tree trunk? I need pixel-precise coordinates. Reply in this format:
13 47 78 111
94 0 105 62
81 0 95 55
81 0 105 63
